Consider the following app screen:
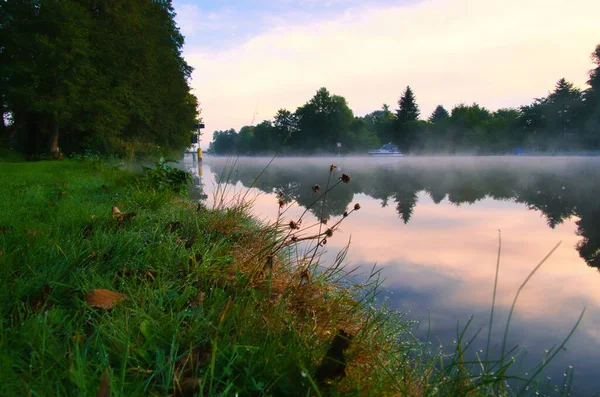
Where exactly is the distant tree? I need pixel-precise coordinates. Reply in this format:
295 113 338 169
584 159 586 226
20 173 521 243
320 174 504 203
293 88 353 152
428 105 450 123
209 129 238 154
584 44 600 146
237 126 254 154
348 117 380 150
396 86 420 123
543 78 584 136
273 109 297 146
363 104 395 144
518 101 546 135
250 120 275 153
392 86 421 151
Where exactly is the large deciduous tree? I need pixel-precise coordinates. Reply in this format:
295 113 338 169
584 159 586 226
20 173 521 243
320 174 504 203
293 88 354 152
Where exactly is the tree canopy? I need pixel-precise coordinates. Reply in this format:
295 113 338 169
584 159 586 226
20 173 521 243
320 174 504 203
0 0 199 158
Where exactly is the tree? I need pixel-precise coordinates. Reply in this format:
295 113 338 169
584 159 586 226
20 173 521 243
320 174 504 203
364 104 395 144
396 86 420 123
293 88 353 152
250 121 275 153
0 0 199 157
208 129 238 154
237 126 254 154
273 109 297 147
543 78 584 136
428 105 449 123
584 44 600 146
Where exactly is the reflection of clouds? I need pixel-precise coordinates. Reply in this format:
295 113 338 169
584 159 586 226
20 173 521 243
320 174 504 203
321 194 600 315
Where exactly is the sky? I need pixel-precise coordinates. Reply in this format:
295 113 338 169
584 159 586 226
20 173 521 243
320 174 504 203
172 0 600 147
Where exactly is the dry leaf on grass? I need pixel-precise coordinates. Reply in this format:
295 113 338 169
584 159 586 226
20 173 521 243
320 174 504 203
112 207 136 225
97 368 110 397
86 289 126 309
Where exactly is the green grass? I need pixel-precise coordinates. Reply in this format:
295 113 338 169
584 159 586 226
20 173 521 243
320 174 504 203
0 159 577 396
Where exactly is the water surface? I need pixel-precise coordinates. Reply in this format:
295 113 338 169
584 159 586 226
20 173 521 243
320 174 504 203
186 156 600 396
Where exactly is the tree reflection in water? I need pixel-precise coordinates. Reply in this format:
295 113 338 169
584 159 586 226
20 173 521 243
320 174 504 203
206 158 600 270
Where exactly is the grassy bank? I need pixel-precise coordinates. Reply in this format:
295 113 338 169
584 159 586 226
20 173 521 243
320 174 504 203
0 160 571 396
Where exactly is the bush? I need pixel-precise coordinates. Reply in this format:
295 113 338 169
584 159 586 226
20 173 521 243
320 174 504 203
140 158 191 193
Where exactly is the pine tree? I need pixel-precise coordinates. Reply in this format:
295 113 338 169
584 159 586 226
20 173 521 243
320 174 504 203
428 105 450 123
396 86 420 123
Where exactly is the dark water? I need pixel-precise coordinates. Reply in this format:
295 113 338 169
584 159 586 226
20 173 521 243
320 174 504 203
185 156 600 396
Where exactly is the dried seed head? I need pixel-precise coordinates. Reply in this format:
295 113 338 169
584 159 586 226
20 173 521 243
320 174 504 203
325 228 333 238
330 164 337 172
289 220 300 230
321 238 327 246
354 203 361 211
321 218 328 225
340 173 351 183
291 236 298 242
312 184 321 193
278 198 285 208
343 211 348 218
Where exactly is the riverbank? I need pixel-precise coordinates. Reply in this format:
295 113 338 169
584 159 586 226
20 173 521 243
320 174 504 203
0 159 565 396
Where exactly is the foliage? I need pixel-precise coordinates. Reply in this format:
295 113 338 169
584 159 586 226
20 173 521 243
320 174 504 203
0 0 199 157
396 85 420 123
428 105 450 123
140 158 192 193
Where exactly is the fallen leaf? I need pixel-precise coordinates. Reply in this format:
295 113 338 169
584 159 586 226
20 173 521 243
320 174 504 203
115 211 136 225
86 289 126 309
112 207 121 217
97 368 110 397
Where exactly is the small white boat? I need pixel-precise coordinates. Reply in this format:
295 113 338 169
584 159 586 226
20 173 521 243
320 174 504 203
368 142 403 156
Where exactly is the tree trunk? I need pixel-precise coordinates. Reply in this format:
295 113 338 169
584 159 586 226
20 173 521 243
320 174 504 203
49 117 59 154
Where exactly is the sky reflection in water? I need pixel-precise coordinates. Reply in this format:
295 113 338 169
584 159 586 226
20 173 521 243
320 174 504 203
186 156 600 396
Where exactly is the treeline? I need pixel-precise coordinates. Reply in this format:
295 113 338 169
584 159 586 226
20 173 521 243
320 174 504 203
0 0 199 158
209 44 600 155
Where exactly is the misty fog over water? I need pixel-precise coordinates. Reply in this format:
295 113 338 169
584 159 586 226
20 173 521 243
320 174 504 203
185 155 600 396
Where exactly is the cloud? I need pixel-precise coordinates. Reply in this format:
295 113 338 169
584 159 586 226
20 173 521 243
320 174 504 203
184 0 600 144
